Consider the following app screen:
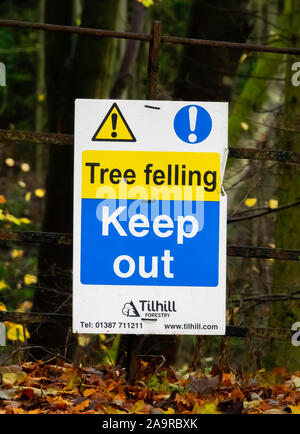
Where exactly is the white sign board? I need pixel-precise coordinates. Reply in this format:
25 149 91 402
73 99 228 335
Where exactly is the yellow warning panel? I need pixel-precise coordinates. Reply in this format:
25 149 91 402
82 150 220 202
92 103 136 142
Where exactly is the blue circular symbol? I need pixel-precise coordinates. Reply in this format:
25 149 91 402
173 105 212 144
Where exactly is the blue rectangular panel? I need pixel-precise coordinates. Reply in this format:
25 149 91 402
80 199 219 287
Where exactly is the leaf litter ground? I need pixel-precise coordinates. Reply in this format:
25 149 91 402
0 360 300 414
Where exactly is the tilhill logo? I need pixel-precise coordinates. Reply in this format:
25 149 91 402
139 300 176 313
122 301 140 317
122 300 177 319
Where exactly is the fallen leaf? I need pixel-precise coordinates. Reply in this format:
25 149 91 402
0 387 19 400
218 400 243 414
187 375 219 395
50 396 69 410
73 398 90 411
163 407 175 414
130 399 146 413
289 405 300 414
198 402 221 414
230 389 245 400
290 376 300 389
83 388 97 397
263 408 287 414
243 400 260 409
222 373 232 387
2 371 27 386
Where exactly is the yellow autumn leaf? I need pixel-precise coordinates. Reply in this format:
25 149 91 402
269 199 278 209
25 192 31 202
37 93 45 102
240 121 249 131
0 210 30 226
10 249 24 259
99 334 106 341
289 406 300 414
21 163 30 172
1 211 21 225
17 301 33 312
0 301 7 311
35 188 46 198
240 53 248 63
6 323 30 341
163 407 175 414
78 335 91 347
5 157 15 167
0 280 8 291
199 402 221 414
19 217 31 224
18 180 26 188
24 274 37 285
245 198 257 207
138 0 154 7
130 400 146 413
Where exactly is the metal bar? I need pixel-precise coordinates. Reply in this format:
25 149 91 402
0 18 152 42
0 129 73 146
1 128 300 164
1 18 300 56
227 245 300 261
0 229 299 260
225 325 291 340
147 21 162 100
0 311 71 326
161 34 300 55
0 310 292 340
228 147 300 164
0 229 72 245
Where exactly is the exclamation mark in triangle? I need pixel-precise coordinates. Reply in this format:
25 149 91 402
92 103 136 142
111 113 118 138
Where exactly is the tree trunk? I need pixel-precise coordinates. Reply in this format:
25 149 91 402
175 0 252 101
35 0 46 186
110 1 146 98
31 0 122 359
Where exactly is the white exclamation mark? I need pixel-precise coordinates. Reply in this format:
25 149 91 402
188 106 197 143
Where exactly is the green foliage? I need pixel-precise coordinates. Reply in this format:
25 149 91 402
146 370 185 394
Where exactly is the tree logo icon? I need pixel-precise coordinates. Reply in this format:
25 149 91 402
122 301 140 317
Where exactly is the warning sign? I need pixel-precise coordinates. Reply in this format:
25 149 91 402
92 103 136 142
73 99 228 336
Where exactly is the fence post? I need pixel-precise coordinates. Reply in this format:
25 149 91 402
147 21 161 99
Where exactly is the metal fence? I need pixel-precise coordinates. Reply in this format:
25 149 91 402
0 18 299 342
